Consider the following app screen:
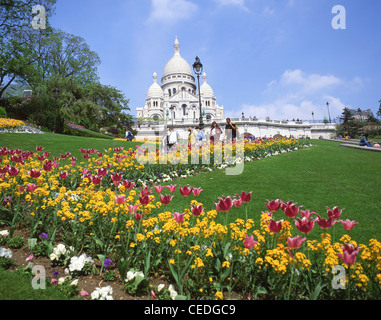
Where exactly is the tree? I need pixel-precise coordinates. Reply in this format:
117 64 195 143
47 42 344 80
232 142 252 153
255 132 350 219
337 108 360 138
377 100 381 120
0 0 57 97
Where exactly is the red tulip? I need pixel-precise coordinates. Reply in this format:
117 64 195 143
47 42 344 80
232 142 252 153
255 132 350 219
111 173 123 186
295 217 315 234
172 212 185 224
238 191 252 203
135 213 142 221
215 196 233 212
265 199 281 213
139 195 152 205
265 219 283 233
281 201 302 219
191 204 204 216
115 195 126 204
326 206 344 220
36 146 44 152
140 186 152 197
167 184 177 193
26 183 38 193
179 185 193 197
338 219 359 231
29 169 41 179
59 171 68 179
43 160 53 172
154 185 164 193
337 243 360 266
316 215 336 229
8 166 20 177
96 168 108 177
160 194 173 205
243 234 258 249
192 187 203 196
91 175 102 185
287 235 307 249
122 180 135 190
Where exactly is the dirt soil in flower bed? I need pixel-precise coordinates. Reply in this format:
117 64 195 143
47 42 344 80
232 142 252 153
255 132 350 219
4 229 160 300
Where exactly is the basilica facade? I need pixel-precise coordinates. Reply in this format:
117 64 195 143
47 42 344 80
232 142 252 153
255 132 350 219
136 38 224 125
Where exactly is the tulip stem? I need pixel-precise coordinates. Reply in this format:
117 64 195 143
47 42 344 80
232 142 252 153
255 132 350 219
287 256 296 300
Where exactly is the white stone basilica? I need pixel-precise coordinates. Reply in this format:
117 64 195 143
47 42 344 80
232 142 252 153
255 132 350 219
134 38 336 140
136 38 224 124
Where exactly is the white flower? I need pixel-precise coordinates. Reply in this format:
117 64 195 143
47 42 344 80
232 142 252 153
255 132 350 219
91 286 113 300
126 271 135 281
170 289 178 300
70 279 79 286
0 230 9 237
158 284 165 292
49 253 58 261
90 290 100 300
135 271 144 278
0 248 12 259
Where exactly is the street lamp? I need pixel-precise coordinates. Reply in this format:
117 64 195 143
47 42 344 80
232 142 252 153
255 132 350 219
326 102 331 123
193 56 204 130
312 111 315 123
53 87 60 133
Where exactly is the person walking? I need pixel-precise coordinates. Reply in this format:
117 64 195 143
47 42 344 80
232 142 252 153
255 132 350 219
225 118 238 141
167 127 178 150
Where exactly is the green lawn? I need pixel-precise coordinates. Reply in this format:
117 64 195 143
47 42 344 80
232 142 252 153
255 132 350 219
1 133 380 243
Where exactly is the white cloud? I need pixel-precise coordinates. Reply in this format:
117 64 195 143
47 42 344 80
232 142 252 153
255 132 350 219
280 69 343 93
230 69 356 121
148 0 198 24
213 0 249 11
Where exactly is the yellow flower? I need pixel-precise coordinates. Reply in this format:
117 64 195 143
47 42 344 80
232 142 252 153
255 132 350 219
222 261 230 268
169 259 175 265
215 291 224 300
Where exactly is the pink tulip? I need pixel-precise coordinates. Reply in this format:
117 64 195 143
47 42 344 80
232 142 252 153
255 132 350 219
300 209 316 219
326 206 344 220
243 234 258 249
179 185 193 197
80 290 89 297
338 219 359 231
36 146 44 152
192 187 203 196
215 196 233 212
154 185 164 193
127 204 139 215
265 199 281 213
26 253 34 261
140 186 152 197
233 198 243 208
135 213 142 221
337 243 360 266
160 194 173 205
191 204 204 216
115 195 126 204
238 191 252 203
295 217 315 234
265 219 283 233
8 166 20 177
43 161 53 172
167 184 177 193
287 235 307 249
172 212 185 224
26 183 38 193
281 201 302 219
316 215 336 229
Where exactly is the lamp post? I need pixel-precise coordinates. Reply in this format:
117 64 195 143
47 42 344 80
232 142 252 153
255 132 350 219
312 111 314 124
193 56 204 130
53 87 60 133
326 102 331 123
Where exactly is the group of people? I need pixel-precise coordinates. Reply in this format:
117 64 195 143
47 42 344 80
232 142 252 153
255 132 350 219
163 118 239 152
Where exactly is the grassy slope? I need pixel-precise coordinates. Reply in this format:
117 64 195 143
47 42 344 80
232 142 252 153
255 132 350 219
1 134 380 242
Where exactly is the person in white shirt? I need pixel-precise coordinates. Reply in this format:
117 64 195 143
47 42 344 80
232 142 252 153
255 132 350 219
167 127 178 150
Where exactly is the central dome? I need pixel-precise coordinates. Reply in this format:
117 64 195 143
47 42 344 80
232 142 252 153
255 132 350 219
162 38 194 78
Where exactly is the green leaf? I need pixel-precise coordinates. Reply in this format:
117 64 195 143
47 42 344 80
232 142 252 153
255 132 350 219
28 238 37 250
174 295 187 300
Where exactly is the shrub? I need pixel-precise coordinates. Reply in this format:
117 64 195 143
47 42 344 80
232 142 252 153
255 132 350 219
0 107 7 118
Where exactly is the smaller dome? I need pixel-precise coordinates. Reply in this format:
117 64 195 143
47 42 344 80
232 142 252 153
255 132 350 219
200 72 214 97
147 72 164 99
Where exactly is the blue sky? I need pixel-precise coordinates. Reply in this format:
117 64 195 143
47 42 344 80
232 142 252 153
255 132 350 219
50 0 381 121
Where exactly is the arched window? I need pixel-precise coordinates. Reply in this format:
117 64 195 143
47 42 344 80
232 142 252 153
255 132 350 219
182 104 187 116
173 88 177 95
169 89 172 97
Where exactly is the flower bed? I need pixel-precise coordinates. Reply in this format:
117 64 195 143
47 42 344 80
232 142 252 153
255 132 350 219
0 118 44 134
0 141 380 300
